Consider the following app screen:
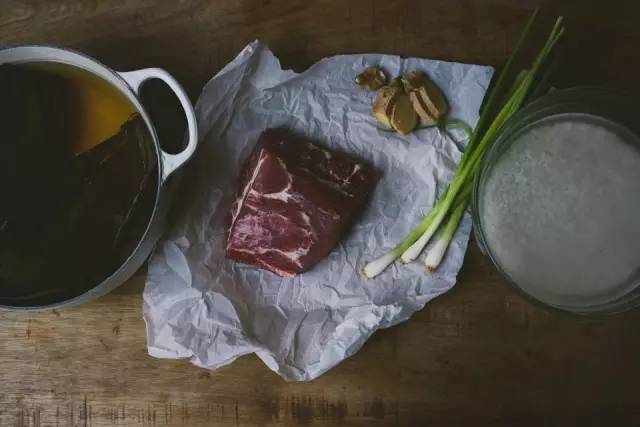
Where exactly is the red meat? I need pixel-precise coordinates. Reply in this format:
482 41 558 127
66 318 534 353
225 129 377 277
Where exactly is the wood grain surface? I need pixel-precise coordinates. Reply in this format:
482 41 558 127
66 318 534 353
2 1 640 426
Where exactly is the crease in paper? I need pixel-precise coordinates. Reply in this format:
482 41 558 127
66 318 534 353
143 41 493 381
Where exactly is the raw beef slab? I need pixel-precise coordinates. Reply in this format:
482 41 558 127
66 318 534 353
225 129 377 277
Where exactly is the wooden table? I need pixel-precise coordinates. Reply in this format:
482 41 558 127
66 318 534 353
2 1 640 426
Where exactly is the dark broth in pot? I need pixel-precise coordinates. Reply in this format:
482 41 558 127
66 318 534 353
0 62 157 306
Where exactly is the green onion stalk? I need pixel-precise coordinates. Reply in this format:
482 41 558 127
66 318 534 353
363 12 565 278
424 184 471 272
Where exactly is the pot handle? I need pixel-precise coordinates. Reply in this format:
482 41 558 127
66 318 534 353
118 68 198 182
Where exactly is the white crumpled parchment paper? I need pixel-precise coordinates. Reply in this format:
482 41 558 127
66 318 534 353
143 41 493 381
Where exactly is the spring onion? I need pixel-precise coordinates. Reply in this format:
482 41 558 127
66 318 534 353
403 17 564 264
363 10 565 278
424 186 470 272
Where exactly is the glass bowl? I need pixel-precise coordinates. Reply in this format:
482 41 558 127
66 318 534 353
472 87 640 315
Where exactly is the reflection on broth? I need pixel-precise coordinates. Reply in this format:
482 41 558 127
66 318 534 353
24 62 137 154
0 62 156 305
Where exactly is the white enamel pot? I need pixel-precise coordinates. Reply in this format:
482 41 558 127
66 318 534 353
0 46 198 310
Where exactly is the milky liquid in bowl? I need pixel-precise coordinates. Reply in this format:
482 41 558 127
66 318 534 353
479 114 640 310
